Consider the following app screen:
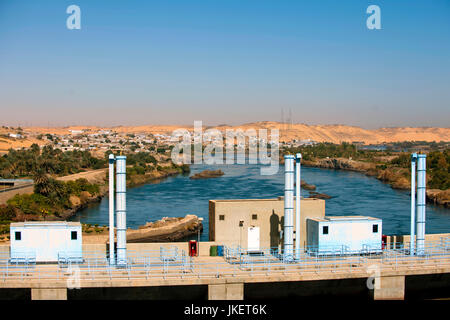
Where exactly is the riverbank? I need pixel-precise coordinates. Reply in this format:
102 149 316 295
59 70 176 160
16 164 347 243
59 165 189 220
0 163 190 225
0 214 203 244
82 214 203 244
426 189 450 208
302 157 449 208
127 165 188 188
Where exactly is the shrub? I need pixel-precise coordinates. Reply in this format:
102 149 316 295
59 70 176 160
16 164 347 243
390 154 410 168
0 205 16 221
0 145 106 179
66 178 99 196
7 193 55 215
182 164 190 173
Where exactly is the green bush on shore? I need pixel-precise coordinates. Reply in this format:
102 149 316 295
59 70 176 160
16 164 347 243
286 143 449 191
3 177 101 220
7 193 56 216
179 164 190 174
286 142 368 161
124 152 157 166
0 144 106 179
0 205 16 222
66 178 100 196
427 150 450 190
388 150 449 190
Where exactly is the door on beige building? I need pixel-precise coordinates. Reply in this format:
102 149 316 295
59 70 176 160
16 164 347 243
248 226 260 252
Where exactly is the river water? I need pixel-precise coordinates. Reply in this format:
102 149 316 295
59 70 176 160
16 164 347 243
71 164 450 241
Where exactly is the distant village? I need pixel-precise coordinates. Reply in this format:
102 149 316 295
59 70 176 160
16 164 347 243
1 127 176 156
1 125 448 157
0 126 318 156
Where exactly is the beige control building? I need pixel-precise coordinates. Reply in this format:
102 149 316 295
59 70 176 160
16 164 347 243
209 197 325 249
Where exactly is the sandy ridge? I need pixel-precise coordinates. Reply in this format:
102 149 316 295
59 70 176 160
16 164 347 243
13 122 449 144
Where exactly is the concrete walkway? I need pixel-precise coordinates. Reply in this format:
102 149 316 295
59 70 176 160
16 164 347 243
0 252 449 300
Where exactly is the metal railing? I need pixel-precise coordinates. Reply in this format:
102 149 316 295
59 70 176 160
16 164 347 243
224 243 384 263
0 238 449 283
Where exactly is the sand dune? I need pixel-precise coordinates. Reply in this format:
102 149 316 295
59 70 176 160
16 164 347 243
0 135 44 153
216 122 450 144
8 122 450 145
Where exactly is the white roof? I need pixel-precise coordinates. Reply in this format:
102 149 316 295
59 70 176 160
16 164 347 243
11 221 81 228
309 216 381 222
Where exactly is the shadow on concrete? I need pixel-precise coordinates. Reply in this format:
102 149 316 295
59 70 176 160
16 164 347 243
244 278 371 300
68 285 208 300
270 210 280 250
0 288 30 300
406 273 450 300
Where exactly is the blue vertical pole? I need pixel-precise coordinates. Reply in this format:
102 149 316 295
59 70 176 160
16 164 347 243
108 154 116 265
410 153 417 255
284 155 294 261
295 153 302 260
416 154 427 256
116 155 127 266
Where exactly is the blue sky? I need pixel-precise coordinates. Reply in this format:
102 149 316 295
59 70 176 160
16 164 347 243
0 0 449 128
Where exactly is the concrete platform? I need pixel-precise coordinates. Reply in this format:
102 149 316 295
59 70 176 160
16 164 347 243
0 252 448 300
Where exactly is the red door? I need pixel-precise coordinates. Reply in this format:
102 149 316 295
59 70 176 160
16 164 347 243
382 235 387 250
189 240 198 257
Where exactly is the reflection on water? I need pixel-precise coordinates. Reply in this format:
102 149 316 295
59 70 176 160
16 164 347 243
71 164 450 241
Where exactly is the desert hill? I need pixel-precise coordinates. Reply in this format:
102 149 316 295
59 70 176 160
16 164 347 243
0 127 44 152
212 122 450 144
2 122 449 146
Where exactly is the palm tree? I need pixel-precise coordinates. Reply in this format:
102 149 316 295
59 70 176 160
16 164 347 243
7 162 17 177
33 170 52 196
40 158 56 173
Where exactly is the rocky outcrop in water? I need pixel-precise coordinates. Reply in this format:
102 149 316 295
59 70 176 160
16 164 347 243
126 215 203 243
300 180 316 191
426 189 450 208
190 170 224 180
375 168 410 189
308 192 333 199
303 158 375 172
